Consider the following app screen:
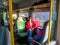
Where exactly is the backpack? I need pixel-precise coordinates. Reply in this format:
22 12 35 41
17 17 27 37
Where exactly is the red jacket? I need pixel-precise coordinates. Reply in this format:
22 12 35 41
26 18 40 31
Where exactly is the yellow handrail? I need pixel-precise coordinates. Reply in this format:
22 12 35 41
8 0 15 45
48 0 52 44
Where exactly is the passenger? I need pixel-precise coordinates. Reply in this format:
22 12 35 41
17 14 26 37
26 15 37 45
26 7 37 45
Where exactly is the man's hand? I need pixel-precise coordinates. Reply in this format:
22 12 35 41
32 28 34 30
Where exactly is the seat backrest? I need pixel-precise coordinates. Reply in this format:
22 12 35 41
39 21 49 43
41 20 52 43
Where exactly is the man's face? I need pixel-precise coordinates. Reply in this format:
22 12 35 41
29 11 34 18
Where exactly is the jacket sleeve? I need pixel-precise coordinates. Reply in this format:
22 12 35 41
26 21 30 30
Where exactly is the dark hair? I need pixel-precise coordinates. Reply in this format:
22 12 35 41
29 7 34 12
0 19 4 26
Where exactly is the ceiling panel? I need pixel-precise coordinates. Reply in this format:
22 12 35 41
13 0 22 3
13 0 40 4
16 0 40 8
2 0 49 10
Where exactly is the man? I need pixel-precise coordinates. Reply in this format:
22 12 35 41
26 7 37 45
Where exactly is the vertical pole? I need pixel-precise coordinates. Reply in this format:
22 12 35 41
48 0 52 44
8 0 15 45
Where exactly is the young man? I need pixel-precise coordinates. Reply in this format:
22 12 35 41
26 7 37 45
26 7 44 45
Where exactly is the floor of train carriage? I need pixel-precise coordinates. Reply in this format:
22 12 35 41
14 34 56 45
14 33 28 45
